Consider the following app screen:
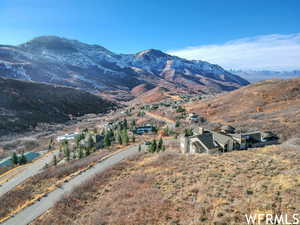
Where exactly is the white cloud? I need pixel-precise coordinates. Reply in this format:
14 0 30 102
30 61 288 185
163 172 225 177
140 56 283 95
168 33 300 71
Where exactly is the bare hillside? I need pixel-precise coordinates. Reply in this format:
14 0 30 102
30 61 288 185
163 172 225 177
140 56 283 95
185 78 300 140
31 141 300 225
0 77 116 136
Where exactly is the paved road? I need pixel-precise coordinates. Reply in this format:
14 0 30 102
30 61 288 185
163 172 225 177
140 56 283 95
145 112 176 129
0 150 59 197
1 144 141 225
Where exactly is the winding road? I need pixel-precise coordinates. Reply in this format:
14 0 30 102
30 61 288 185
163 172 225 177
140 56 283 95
1 144 142 225
145 111 176 128
0 150 60 197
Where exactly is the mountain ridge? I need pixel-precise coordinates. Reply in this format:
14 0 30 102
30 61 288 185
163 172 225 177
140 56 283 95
0 36 249 100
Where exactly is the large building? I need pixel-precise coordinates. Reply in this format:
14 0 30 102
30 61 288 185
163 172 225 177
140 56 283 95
180 127 278 154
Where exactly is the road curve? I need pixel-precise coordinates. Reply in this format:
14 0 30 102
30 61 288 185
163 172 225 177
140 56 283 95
0 151 59 197
1 145 141 225
145 112 176 128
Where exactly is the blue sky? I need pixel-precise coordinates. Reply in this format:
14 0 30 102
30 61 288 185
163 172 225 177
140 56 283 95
1 0 300 70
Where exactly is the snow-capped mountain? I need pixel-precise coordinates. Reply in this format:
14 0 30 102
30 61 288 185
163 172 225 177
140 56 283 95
0 36 249 100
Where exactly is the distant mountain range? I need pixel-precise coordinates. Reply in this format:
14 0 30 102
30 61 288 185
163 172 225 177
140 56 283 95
0 36 249 100
230 69 300 82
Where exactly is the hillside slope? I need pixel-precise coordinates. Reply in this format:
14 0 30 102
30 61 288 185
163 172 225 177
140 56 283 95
185 78 300 140
0 77 116 136
0 36 249 100
31 142 300 225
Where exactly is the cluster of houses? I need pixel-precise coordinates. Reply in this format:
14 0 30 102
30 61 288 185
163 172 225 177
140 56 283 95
56 132 104 149
180 125 278 154
103 120 156 135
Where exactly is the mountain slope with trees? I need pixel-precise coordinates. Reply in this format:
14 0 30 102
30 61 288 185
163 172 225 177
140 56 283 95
0 77 116 136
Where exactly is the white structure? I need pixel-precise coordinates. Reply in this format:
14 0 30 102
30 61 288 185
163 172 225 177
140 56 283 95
56 132 79 142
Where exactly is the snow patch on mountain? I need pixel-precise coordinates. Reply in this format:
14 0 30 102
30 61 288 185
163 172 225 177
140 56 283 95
0 36 249 96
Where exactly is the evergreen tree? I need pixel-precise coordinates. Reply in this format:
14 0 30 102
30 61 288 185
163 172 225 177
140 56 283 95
122 129 129 145
114 130 119 142
66 149 70 161
123 118 128 129
175 120 180 128
176 106 185 113
53 155 57 166
107 129 114 139
131 120 136 129
153 139 157 152
48 138 53 151
83 128 89 133
138 144 141 152
75 133 84 145
158 138 163 151
11 152 19 165
184 128 193 137
147 143 152 152
85 148 90 157
104 134 111 147
93 127 98 134
78 148 83 159
150 139 157 153
132 134 136 143
72 152 77 160
87 135 94 150
164 127 170 136
125 133 129 145
64 144 70 161
19 152 27 164
118 132 123 145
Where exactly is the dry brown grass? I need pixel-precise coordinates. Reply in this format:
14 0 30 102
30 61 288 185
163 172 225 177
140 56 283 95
185 78 300 141
131 87 171 104
30 140 300 225
0 149 110 220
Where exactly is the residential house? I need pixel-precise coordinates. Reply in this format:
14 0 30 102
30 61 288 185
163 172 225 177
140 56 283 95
180 126 278 154
134 125 156 135
188 113 203 123
56 132 79 142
